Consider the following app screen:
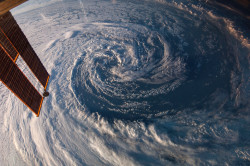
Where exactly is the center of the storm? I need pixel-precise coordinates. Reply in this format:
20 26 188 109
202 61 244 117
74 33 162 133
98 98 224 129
71 23 186 121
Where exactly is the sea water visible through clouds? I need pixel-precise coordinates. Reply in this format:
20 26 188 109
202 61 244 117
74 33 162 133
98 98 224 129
0 0 249 165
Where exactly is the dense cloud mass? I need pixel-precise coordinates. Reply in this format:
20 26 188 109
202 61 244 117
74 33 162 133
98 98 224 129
1 0 249 165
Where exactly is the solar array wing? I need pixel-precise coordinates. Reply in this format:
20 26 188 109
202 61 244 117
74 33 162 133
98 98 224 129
0 5 50 116
0 12 50 88
0 45 44 116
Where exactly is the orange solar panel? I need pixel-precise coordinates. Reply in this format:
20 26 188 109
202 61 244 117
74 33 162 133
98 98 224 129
0 45 43 116
0 12 50 88
0 10 50 116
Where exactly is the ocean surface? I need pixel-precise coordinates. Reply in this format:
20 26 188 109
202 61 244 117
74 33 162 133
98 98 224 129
0 0 249 165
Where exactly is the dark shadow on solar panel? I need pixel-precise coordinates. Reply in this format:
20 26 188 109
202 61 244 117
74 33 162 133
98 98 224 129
0 46 42 115
0 11 49 87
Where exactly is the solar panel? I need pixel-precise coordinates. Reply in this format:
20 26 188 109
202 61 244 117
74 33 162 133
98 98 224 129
0 45 43 116
0 10 50 116
0 12 50 88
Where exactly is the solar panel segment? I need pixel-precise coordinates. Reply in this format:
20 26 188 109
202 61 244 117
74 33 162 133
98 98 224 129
0 28 19 61
0 12 50 88
0 45 43 116
0 1 50 116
